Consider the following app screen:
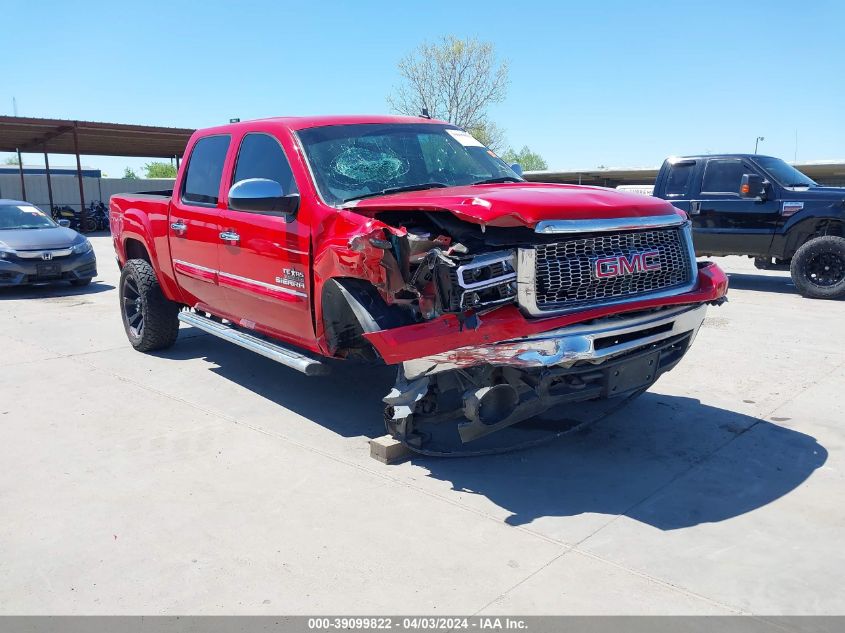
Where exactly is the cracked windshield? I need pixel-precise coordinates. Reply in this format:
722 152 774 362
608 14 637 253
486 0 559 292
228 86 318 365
296 123 521 205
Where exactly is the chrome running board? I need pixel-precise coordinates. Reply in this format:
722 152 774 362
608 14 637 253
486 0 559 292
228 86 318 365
178 311 329 376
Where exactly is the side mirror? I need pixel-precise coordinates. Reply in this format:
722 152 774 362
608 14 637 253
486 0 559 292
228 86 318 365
740 174 766 199
510 163 524 177
58 219 71 228
228 178 300 217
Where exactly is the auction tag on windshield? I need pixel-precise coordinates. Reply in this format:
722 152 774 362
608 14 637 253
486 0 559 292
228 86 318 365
446 129 484 147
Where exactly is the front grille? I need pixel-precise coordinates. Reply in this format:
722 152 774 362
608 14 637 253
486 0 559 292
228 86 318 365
532 228 692 312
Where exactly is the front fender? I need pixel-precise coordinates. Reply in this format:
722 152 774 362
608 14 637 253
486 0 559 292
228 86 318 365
776 206 845 259
311 209 407 355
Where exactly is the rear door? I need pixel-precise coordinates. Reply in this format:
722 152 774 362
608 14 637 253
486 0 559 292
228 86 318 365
689 157 780 256
168 135 231 312
216 132 315 349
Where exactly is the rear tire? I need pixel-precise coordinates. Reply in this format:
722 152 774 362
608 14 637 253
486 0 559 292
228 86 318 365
790 236 845 299
119 259 180 351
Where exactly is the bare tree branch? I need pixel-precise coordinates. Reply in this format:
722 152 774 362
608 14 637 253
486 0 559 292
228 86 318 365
387 35 509 143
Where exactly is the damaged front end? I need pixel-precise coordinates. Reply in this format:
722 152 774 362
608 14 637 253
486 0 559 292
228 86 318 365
383 304 707 452
318 210 528 358
318 208 727 454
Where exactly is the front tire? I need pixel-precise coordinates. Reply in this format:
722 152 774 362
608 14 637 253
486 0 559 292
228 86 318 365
790 236 845 299
119 259 180 351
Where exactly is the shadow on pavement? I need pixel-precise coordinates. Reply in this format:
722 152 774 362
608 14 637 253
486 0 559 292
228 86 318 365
726 272 797 295
0 280 115 299
158 330 828 531
415 392 827 530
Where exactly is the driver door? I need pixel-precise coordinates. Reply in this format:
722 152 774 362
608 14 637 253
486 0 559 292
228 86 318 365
216 132 315 349
690 158 781 256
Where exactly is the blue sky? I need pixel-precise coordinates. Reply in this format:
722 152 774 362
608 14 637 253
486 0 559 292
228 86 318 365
2 0 843 176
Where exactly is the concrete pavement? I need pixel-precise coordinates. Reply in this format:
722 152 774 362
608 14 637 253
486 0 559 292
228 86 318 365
0 235 842 614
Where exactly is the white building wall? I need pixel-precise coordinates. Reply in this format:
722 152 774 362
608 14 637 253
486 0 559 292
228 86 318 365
0 175 175 212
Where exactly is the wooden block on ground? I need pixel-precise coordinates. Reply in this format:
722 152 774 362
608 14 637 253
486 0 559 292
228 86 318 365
370 435 412 464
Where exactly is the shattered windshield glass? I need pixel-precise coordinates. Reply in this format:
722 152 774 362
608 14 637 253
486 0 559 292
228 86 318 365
296 123 521 205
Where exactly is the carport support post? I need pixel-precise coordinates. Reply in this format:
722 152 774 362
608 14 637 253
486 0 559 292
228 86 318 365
73 126 87 232
16 148 26 200
43 146 54 213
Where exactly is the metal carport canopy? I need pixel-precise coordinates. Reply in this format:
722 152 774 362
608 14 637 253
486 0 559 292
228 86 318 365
0 115 194 158
0 116 195 227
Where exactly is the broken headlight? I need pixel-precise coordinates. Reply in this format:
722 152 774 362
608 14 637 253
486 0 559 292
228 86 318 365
437 250 517 312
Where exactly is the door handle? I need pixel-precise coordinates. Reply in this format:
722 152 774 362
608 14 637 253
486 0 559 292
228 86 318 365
219 231 240 243
170 220 187 233
689 201 701 216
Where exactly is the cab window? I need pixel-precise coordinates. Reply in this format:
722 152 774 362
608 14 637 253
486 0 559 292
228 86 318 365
232 133 298 198
701 159 748 196
664 161 695 197
181 135 231 206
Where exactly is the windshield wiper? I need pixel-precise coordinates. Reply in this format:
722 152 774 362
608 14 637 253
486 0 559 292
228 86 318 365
787 183 813 187
343 182 449 204
472 176 524 185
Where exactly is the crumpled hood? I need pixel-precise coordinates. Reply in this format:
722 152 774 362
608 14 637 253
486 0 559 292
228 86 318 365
0 227 82 250
344 182 679 227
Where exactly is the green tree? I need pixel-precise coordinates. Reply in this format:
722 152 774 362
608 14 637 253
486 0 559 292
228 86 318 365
3 155 21 165
502 146 548 172
144 161 177 178
123 167 138 180
388 35 509 152
468 122 506 154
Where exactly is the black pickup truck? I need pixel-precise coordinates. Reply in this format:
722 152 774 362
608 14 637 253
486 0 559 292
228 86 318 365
652 154 845 299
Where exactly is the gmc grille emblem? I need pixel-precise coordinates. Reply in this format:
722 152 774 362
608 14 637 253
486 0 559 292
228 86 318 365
41 252 53 261
593 250 661 279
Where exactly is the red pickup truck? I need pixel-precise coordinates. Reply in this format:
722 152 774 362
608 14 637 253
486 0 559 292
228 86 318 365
110 115 727 452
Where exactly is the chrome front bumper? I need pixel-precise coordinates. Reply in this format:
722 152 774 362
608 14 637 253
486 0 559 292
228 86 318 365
402 303 708 380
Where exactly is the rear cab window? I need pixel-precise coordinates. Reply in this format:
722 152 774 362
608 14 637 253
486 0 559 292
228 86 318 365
664 160 695 198
181 135 231 206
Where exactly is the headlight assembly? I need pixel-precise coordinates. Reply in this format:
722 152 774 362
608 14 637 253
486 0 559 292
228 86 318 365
71 239 93 255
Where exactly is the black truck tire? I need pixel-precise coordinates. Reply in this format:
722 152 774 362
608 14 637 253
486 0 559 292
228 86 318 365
119 258 180 351
790 235 845 299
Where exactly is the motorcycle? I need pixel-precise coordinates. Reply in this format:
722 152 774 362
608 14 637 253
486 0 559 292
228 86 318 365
52 204 97 233
89 201 110 232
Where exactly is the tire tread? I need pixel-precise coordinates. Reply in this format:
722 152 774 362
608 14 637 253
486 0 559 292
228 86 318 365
120 259 180 352
790 235 845 300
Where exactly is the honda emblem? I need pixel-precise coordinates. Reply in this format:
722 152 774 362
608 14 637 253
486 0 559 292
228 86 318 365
41 251 53 261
